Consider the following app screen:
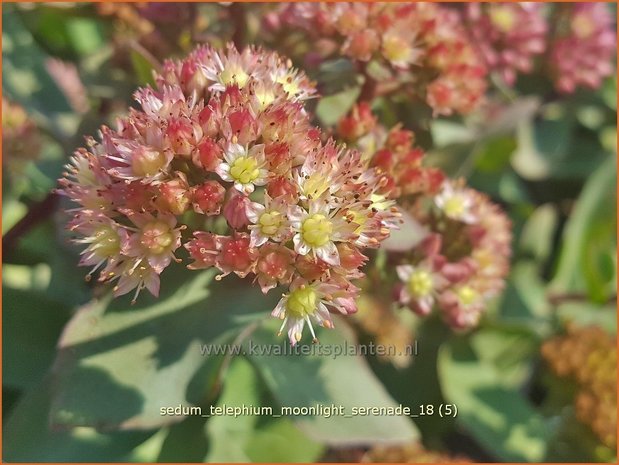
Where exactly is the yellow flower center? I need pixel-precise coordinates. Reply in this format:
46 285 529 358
457 286 478 306
255 87 276 110
443 196 466 218
286 286 318 318
408 270 433 298
259 211 283 236
349 210 368 235
140 221 174 255
219 65 249 88
276 73 300 98
382 35 412 64
489 6 517 33
229 156 260 185
302 173 330 200
572 14 595 39
302 214 333 248
93 225 121 258
131 148 167 177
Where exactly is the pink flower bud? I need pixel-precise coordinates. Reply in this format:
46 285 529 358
156 175 191 215
185 231 221 270
223 189 250 229
219 233 255 276
193 138 222 171
192 180 226 215
227 108 258 145
267 176 298 203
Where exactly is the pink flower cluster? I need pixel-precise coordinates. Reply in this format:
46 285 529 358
395 181 512 329
334 104 511 329
551 3 616 93
3 97 41 168
267 2 488 116
337 103 445 200
465 3 547 86
59 45 401 345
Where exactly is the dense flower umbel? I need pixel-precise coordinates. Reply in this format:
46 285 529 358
59 45 400 345
393 180 512 329
550 3 616 93
336 103 445 200
2 97 42 168
542 325 617 449
465 3 548 86
267 3 487 116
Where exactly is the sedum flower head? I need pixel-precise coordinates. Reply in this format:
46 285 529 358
269 3 487 116
59 44 400 345
2 97 42 169
550 3 616 93
465 3 548 86
542 325 617 449
393 180 512 330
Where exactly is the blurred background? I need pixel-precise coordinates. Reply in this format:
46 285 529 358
2 2 617 463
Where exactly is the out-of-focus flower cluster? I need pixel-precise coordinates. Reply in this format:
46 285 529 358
464 2 615 93
550 3 616 94
2 97 41 169
59 45 402 345
363 442 472 463
265 2 615 101
465 3 547 86
336 104 512 330
265 2 488 116
337 103 445 200
542 325 617 449
393 180 512 329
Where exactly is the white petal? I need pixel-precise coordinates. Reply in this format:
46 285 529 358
316 242 340 266
293 234 310 255
396 265 414 282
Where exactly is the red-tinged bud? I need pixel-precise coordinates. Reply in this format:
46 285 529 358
307 127 322 143
185 231 221 269
223 189 250 229
221 85 244 106
399 167 424 190
167 118 198 157
180 58 208 97
194 138 222 171
440 260 476 283
156 175 191 215
343 30 380 62
260 106 291 143
256 244 295 293
337 103 376 142
267 176 298 203
262 11 281 32
192 180 226 215
295 254 329 281
336 8 366 34
198 106 218 137
227 108 258 145
371 149 395 171
264 142 291 174
420 233 443 257
116 181 155 212
219 234 255 275
401 148 425 166
387 128 415 152
426 81 453 114
425 168 445 194
337 243 367 270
